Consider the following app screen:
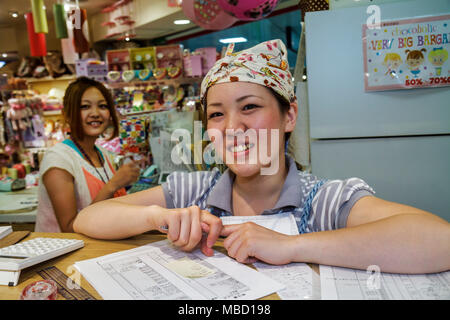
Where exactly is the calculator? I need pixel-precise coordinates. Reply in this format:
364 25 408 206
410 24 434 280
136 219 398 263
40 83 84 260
0 237 84 286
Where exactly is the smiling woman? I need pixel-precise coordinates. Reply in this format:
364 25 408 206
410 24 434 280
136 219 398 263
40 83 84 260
35 77 141 233
73 41 450 275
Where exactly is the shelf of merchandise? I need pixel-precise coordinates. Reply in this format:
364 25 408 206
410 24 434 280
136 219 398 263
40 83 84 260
42 110 62 116
26 75 76 97
24 75 77 84
105 76 203 89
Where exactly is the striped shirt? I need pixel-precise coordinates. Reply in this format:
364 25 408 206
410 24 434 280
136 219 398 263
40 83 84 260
162 156 375 233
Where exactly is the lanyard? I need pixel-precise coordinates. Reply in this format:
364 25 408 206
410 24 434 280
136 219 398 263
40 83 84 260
71 139 111 184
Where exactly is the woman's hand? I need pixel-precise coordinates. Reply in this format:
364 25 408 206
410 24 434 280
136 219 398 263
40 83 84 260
221 222 297 265
149 205 223 257
109 161 141 190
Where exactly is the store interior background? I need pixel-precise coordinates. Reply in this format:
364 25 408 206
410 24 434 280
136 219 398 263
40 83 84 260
0 0 302 74
0 0 449 232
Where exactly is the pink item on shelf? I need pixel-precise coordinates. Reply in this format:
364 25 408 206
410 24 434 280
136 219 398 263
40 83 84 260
182 0 238 30
183 54 203 77
217 0 280 21
194 47 218 76
76 59 108 82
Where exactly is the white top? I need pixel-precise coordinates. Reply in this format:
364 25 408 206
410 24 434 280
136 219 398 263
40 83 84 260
35 140 119 232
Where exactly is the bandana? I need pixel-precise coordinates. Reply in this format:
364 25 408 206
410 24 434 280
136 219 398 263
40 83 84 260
200 39 295 107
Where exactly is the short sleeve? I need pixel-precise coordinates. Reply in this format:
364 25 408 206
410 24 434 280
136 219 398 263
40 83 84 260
161 170 219 209
39 147 75 179
308 178 375 232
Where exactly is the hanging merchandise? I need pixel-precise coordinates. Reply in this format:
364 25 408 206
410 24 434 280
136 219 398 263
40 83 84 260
182 0 238 30
53 3 68 39
31 0 48 33
119 116 148 155
71 8 90 53
61 8 78 64
25 12 47 57
102 0 136 40
217 0 280 21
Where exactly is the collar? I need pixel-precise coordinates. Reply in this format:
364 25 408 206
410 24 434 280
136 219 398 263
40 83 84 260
206 156 302 214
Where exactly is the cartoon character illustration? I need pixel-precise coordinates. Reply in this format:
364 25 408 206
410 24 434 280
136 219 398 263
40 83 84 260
405 48 426 78
382 53 402 79
428 47 448 76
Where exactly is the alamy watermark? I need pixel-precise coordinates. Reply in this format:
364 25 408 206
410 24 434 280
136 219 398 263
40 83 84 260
367 5 382 30
366 265 381 290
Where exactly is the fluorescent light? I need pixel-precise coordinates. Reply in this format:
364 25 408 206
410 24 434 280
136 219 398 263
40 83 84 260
219 37 248 44
174 19 190 25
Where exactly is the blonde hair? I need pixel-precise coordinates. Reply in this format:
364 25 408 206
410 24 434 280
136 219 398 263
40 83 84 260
384 53 402 63
428 48 448 63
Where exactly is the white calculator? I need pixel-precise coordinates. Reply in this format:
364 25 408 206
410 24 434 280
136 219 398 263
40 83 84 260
0 237 84 286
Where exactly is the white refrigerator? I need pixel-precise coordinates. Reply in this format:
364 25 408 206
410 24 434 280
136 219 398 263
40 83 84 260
304 0 450 220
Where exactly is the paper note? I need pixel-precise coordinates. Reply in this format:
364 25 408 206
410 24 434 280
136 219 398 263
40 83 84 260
166 257 215 278
221 212 299 236
75 239 284 300
320 265 450 300
254 261 320 300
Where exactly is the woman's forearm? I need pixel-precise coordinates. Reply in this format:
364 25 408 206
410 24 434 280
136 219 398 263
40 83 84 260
90 181 119 203
292 214 450 274
73 199 159 240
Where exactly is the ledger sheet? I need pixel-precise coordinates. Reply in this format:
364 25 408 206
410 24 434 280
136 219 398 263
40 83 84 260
320 265 450 300
74 240 284 300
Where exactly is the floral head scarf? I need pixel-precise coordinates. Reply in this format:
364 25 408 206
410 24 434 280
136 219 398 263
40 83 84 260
200 39 295 107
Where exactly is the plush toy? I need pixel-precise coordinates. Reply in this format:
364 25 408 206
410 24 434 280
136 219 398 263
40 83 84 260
43 51 69 78
16 57 40 78
6 98 32 131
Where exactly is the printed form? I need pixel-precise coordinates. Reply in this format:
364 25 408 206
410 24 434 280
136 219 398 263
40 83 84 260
222 213 320 300
320 265 450 300
74 239 284 300
254 262 321 300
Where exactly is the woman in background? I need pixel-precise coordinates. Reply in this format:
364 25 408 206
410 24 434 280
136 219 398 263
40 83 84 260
35 77 140 232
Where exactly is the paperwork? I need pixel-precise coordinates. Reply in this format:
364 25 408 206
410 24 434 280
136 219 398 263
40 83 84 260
75 239 284 300
320 265 450 300
222 213 320 300
254 262 321 300
221 212 299 236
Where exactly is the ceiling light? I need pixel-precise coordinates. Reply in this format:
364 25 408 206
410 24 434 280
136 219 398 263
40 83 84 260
2 53 7 58
10 11 19 18
174 19 190 25
219 37 248 44
125 37 130 41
